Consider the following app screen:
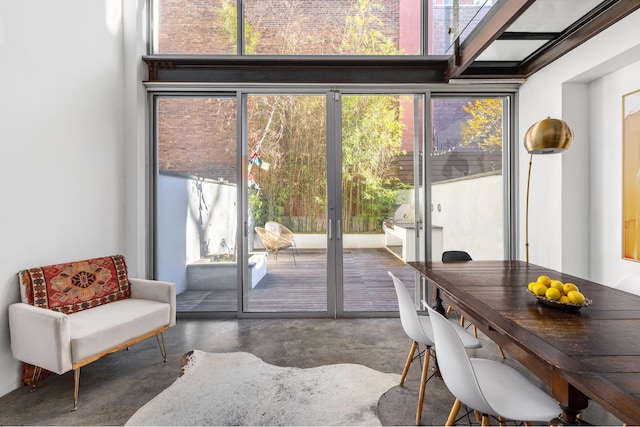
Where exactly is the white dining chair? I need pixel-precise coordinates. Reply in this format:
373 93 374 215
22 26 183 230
425 305 560 426
388 272 481 425
615 273 640 296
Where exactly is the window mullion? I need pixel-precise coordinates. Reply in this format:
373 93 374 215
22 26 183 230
237 0 244 55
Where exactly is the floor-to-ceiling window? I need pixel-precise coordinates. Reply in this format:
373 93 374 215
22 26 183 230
150 88 514 317
147 0 514 318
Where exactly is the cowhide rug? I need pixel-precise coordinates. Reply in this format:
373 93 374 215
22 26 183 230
125 350 400 426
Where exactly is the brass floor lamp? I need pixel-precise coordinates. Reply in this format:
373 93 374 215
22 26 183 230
524 118 574 263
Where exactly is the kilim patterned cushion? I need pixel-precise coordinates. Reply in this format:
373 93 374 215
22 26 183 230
19 255 131 315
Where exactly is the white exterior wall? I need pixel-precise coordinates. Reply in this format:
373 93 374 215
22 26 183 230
432 173 504 260
157 174 237 294
518 9 640 284
0 0 138 397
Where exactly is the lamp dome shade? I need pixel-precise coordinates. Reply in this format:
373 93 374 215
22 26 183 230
524 118 574 154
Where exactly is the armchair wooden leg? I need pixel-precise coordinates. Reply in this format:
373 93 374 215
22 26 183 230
72 368 80 411
156 332 168 362
401 341 418 386
445 398 461 426
415 346 431 425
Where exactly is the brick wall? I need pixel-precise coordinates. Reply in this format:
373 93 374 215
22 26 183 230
155 0 489 55
157 0 405 54
158 97 237 182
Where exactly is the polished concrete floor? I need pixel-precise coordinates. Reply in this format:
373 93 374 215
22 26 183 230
0 317 622 426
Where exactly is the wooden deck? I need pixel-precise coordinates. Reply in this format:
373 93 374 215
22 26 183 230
176 247 419 314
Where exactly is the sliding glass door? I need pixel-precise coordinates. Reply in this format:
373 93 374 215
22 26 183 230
243 91 424 315
155 95 238 312
340 93 424 313
151 89 512 316
244 94 329 313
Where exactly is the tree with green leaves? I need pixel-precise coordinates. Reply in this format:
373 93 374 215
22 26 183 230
340 0 399 55
215 0 407 233
460 98 503 150
213 0 260 54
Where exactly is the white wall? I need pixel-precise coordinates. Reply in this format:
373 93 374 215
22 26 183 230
432 172 504 260
518 9 640 285
157 175 190 293
157 174 237 294
122 0 151 277
587 61 640 284
0 0 134 397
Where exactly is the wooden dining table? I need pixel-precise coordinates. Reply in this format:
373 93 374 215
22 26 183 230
408 260 640 425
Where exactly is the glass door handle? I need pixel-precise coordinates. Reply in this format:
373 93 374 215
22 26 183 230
328 219 333 240
337 220 342 240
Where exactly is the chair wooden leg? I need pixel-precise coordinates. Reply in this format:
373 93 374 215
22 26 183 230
481 414 491 426
400 341 418 387
459 315 465 328
497 344 506 359
472 324 478 338
446 306 452 316
72 368 80 411
401 341 418 386
156 332 168 362
445 398 461 426
415 346 431 425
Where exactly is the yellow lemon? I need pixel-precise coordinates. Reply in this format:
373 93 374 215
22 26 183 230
528 281 537 292
563 283 579 295
537 275 551 287
549 280 564 292
545 287 562 301
560 295 571 304
533 283 548 296
567 290 586 305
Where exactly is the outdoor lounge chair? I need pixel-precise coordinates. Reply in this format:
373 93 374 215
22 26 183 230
255 223 297 264
265 221 298 255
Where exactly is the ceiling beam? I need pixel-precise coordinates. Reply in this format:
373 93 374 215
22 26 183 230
142 56 450 84
445 0 536 80
498 32 557 41
520 0 640 77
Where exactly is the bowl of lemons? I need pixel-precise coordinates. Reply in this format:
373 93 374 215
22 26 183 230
527 275 592 310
